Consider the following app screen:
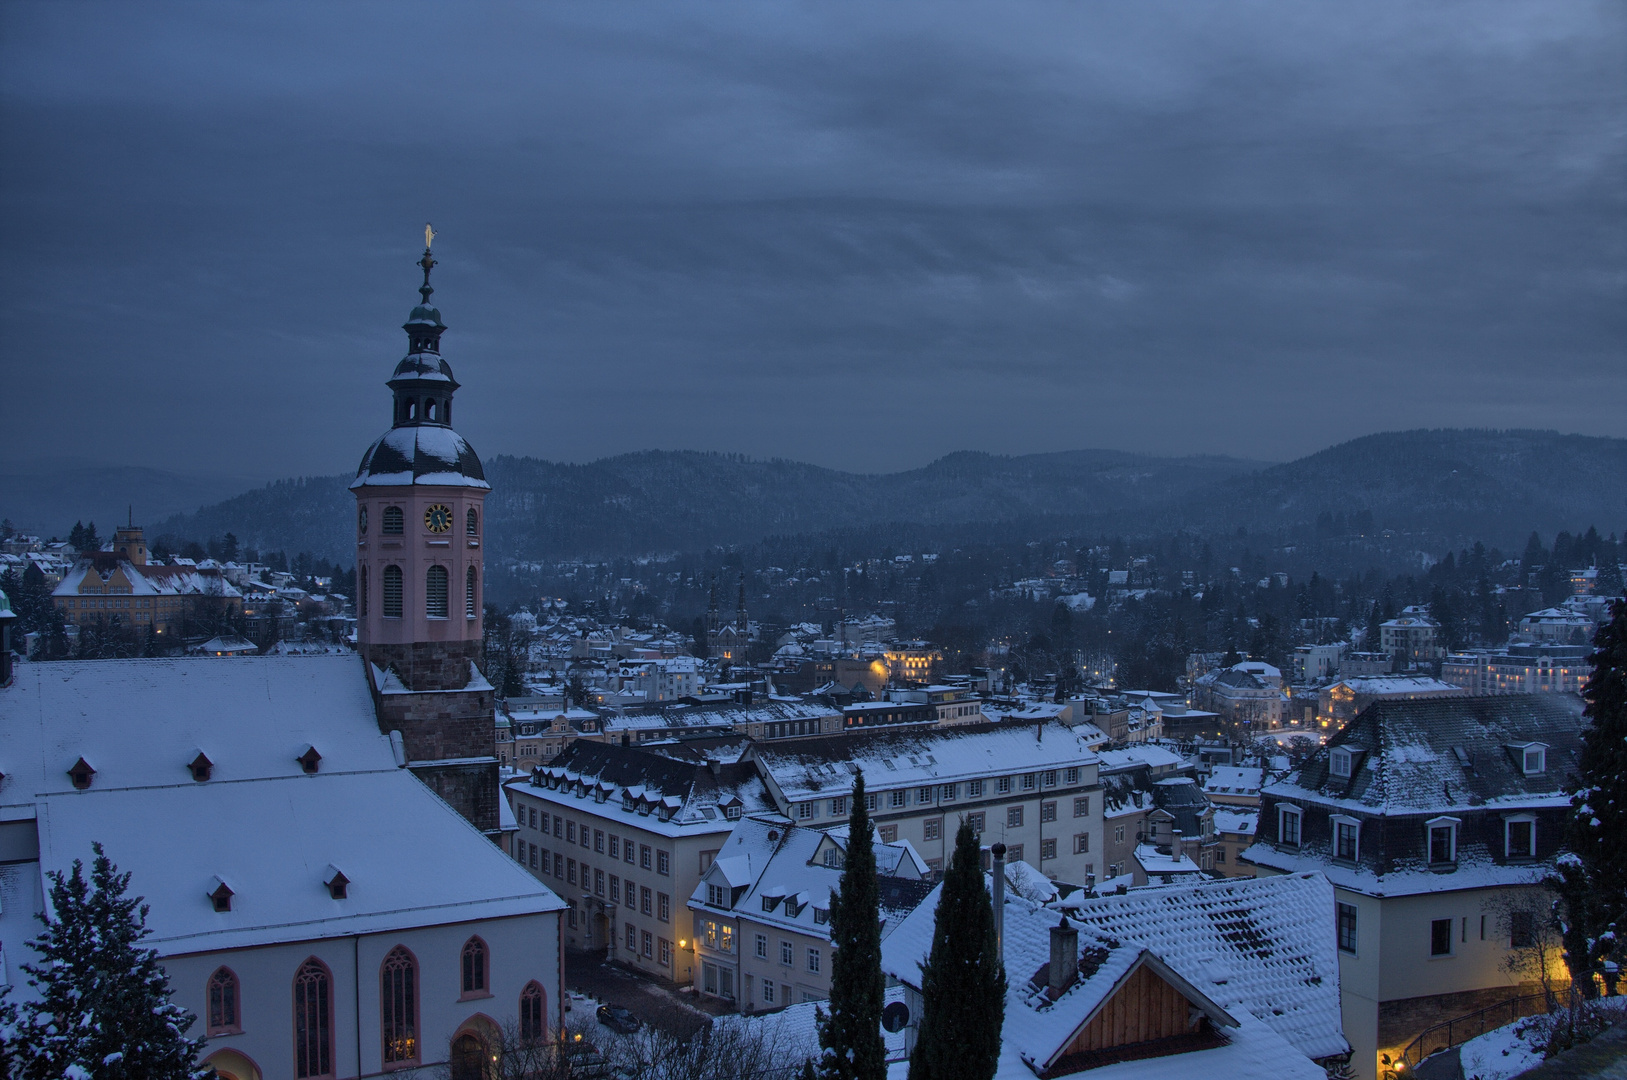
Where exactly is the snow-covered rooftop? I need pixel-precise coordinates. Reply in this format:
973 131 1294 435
749 722 1099 802
882 872 1345 1077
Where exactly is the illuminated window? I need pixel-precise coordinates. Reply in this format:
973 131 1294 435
380 946 419 1064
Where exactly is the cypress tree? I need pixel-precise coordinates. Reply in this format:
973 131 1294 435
908 820 1006 1080
12 843 209 1079
818 773 886 1080
1553 599 1627 994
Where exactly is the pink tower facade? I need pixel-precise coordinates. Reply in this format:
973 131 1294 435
352 244 498 831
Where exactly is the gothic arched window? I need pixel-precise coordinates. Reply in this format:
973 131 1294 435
426 566 449 619
382 566 403 619
520 981 547 1043
382 506 404 535
466 507 478 536
460 936 488 997
465 566 478 619
359 565 368 618
207 966 239 1035
294 958 333 1079
380 946 419 1065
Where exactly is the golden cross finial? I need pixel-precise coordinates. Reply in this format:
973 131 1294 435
425 223 436 250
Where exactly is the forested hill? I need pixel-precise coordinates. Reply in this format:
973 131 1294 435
147 429 1625 567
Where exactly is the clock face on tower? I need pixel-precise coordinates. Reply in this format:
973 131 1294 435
424 504 453 533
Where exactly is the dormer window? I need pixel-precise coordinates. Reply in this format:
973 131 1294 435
1517 744 1547 776
1505 815 1536 860
297 746 322 774
706 883 727 908
762 894 782 912
1278 804 1302 847
209 877 234 912
1331 815 1361 862
68 757 96 790
813 906 829 925
324 865 349 900
1329 747 1353 779
189 751 214 782
1427 816 1460 865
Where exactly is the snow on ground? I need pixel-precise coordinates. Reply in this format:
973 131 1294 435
1455 1016 1547 1080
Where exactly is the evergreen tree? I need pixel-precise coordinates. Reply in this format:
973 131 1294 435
12 843 209 1079
818 773 886 1080
1553 600 1627 995
907 820 1005 1080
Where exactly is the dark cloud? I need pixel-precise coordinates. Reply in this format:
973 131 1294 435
2 1 1622 479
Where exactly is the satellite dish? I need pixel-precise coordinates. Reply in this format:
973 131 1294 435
881 1001 910 1033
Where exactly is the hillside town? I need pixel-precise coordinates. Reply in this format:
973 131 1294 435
1 248 1622 1080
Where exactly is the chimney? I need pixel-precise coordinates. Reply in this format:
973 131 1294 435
1049 915 1079 995
990 842 1006 968
707 758 722 777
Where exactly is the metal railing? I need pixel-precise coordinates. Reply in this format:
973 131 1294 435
1400 987 1578 1068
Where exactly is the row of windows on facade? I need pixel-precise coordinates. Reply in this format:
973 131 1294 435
516 804 673 875
792 772 1087 821
360 564 478 620
1276 806 1539 864
363 505 479 536
516 836 672 924
1334 903 1540 960
205 939 547 1079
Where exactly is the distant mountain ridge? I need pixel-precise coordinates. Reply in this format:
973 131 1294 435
118 429 1627 566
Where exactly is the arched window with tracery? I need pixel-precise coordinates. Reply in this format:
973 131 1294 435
382 506 404 535
460 936 488 997
380 946 419 1065
465 566 478 619
382 566 403 618
426 565 449 619
520 981 547 1043
466 507 478 536
207 966 239 1035
293 958 333 1079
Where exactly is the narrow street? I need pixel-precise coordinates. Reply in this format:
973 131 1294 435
562 947 732 1040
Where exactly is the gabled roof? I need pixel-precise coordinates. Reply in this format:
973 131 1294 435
883 872 1347 1072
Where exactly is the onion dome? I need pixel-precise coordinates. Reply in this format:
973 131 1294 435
352 239 489 490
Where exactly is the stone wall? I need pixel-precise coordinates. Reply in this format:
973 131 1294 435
362 639 484 692
1378 981 1552 1059
410 759 501 835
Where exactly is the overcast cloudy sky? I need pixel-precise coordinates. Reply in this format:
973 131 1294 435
2 1 1623 480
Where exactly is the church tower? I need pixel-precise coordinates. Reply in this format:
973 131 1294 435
352 237 497 832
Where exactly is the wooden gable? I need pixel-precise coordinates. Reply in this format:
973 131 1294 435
1044 955 1232 1077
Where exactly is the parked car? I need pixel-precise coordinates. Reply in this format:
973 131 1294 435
596 1003 641 1034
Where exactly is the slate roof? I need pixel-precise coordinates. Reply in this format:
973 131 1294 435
351 424 489 489
749 721 1098 802
523 740 776 831
1264 694 1586 815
